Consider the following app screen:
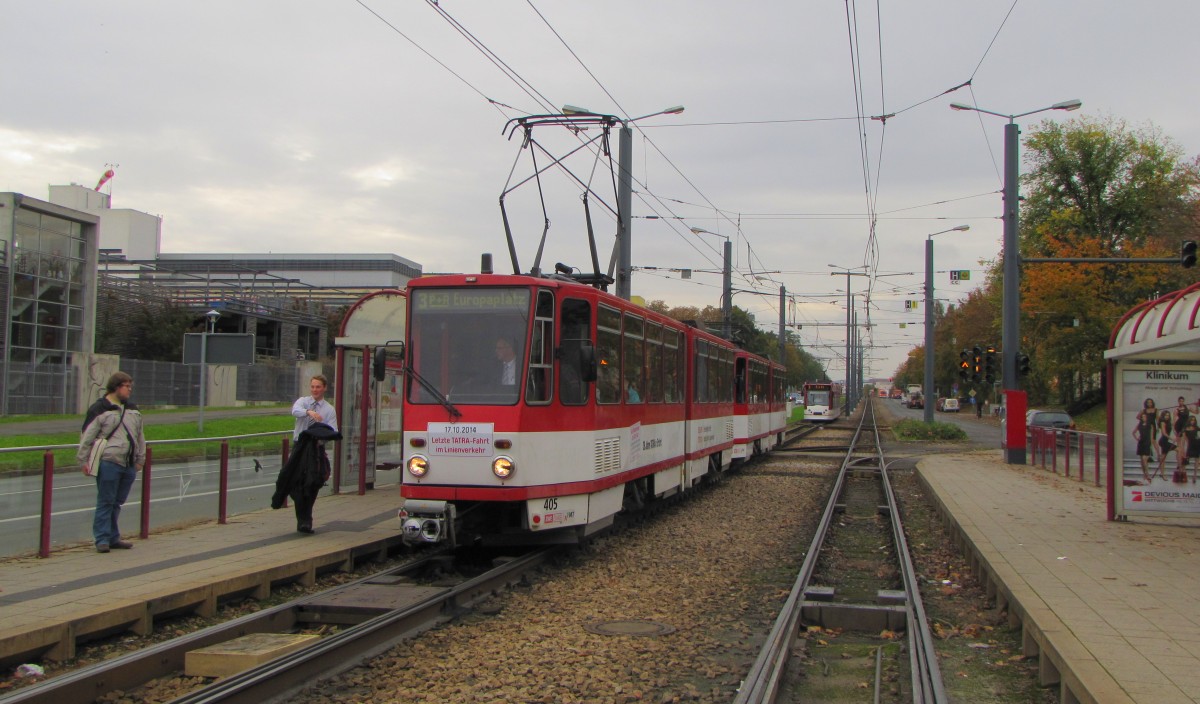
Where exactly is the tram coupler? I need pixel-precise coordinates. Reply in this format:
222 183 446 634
399 499 456 546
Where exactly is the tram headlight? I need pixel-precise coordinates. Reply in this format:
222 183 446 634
492 456 515 479
407 455 429 478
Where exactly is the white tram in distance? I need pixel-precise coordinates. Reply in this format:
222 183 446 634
391 271 787 546
801 381 841 423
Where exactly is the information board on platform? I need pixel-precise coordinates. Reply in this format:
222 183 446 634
1116 367 1200 517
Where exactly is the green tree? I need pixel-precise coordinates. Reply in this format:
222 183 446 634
1016 116 1200 404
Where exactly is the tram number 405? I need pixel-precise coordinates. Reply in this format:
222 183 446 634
543 498 558 511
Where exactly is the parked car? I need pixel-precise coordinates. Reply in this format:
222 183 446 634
906 392 924 409
1026 410 1075 445
937 397 960 412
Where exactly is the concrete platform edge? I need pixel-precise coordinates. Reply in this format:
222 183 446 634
915 460 1135 704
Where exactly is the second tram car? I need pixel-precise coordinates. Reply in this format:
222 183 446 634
732 351 787 459
802 381 840 422
393 271 787 546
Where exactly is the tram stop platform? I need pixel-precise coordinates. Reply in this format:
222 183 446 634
0 485 405 668
919 452 1200 704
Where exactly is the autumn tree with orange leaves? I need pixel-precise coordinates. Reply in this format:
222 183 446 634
896 117 1199 408
1013 117 1197 405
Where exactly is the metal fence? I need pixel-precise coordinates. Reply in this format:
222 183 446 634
3 430 395 558
121 359 303 407
240 362 302 403
122 359 201 407
6 362 80 415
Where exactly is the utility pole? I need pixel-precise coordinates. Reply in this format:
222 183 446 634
1001 121 1019 446
778 286 786 359
616 123 633 300
721 238 732 340
951 98 1081 464
924 225 969 423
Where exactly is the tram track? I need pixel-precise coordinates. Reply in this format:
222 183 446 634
735 398 946 704
0 547 557 704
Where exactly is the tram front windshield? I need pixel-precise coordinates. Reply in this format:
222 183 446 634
408 288 531 406
807 390 831 407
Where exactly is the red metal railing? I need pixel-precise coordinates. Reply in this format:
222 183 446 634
6 431 296 559
1030 426 1106 486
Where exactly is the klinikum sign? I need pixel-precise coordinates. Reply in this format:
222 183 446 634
1115 367 1200 517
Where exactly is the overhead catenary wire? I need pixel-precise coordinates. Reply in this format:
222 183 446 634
353 1 1012 380
353 0 521 119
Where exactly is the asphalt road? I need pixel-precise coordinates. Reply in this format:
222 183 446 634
882 397 1005 448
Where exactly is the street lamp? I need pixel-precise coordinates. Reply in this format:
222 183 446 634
923 225 970 424
198 309 220 432
691 227 733 339
561 104 685 301
829 264 870 414
951 98 1081 462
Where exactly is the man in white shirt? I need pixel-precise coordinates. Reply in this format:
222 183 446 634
292 375 338 440
496 337 517 386
285 374 338 534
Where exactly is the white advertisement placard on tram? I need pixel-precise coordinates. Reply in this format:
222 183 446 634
1116 366 1200 517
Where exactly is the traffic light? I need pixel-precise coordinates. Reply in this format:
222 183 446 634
1183 240 1197 268
1017 352 1031 377
958 349 970 382
971 345 982 382
984 345 997 384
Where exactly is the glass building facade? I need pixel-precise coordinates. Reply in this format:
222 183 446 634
1 194 98 414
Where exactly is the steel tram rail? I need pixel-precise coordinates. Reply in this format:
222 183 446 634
0 548 556 704
734 397 947 703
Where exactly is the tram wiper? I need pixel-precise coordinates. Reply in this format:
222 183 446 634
372 344 461 419
407 365 462 419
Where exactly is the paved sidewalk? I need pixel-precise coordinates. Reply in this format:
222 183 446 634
919 452 1200 704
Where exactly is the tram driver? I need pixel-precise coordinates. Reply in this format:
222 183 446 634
496 337 518 386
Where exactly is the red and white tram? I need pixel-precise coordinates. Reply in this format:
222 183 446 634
732 351 788 460
802 381 840 423
392 271 783 546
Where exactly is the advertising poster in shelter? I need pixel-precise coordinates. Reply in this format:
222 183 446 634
1117 367 1200 515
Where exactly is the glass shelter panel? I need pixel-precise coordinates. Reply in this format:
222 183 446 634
338 350 376 490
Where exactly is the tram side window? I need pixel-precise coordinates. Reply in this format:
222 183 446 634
526 290 554 404
735 358 747 404
597 305 622 404
558 298 591 406
623 314 645 403
707 346 721 403
724 349 735 402
664 330 682 403
694 340 708 403
647 322 663 403
752 362 766 403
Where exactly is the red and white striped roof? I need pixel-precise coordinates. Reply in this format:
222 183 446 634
1106 282 1200 361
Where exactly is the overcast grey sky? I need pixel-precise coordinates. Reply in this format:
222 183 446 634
4 1 1198 380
